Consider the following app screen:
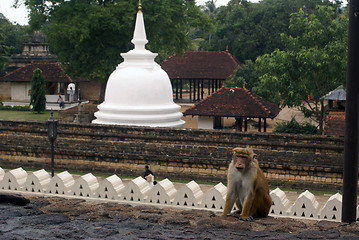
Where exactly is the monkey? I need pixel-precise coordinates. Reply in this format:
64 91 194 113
220 147 272 220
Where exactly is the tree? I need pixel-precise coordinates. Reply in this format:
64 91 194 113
203 0 343 62
30 68 46 113
22 0 213 102
0 15 25 72
255 6 348 132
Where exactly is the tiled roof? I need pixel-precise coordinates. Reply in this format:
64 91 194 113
324 111 345 137
160 51 240 80
0 62 72 83
183 87 281 118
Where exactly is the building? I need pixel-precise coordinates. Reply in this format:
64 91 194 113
160 51 240 102
0 62 73 102
10 31 57 68
184 87 281 131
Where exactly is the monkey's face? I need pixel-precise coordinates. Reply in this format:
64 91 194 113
234 153 250 171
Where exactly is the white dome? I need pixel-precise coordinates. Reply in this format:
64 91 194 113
92 9 184 128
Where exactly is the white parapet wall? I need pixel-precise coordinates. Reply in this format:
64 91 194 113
146 178 176 205
173 180 203 207
70 173 99 198
200 182 226 211
23 169 51 193
46 171 74 195
0 167 358 222
270 187 291 216
0 167 5 182
288 190 320 219
0 167 28 191
96 175 124 200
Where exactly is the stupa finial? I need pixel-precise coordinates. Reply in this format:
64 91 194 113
132 1 148 50
138 0 142 12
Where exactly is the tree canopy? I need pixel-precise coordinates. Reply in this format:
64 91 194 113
230 5 348 131
0 15 25 72
23 0 213 82
202 0 343 62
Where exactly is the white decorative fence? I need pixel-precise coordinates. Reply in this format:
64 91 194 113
0 167 358 222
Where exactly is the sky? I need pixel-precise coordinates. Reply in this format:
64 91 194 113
0 0 261 26
0 0 29 25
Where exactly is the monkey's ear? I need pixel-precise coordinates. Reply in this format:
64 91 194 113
252 153 257 159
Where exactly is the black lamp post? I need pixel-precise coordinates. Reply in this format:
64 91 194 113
47 110 58 177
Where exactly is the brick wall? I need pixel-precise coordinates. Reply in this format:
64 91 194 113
0 120 348 191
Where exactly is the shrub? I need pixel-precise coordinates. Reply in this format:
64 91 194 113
274 118 319 134
30 68 46 113
0 103 31 111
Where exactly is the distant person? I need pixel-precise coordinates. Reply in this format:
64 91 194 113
69 87 74 103
57 96 65 109
144 165 153 179
144 165 157 186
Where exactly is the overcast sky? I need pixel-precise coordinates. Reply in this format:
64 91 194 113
0 0 29 25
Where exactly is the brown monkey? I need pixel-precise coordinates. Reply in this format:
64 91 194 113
220 147 271 219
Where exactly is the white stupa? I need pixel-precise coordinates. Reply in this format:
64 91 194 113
92 3 185 128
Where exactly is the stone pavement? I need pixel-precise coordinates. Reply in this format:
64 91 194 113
0 194 358 240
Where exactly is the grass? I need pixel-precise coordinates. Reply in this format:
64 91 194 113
0 110 58 121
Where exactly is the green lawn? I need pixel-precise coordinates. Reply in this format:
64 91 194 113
0 110 58 121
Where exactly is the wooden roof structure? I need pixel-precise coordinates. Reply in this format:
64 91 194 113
184 87 281 118
0 62 72 83
184 87 281 132
161 51 240 80
160 51 241 102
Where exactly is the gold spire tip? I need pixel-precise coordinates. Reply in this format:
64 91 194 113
138 0 142 12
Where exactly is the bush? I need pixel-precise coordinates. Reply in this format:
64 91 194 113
0 103 31 111
274 118 319 134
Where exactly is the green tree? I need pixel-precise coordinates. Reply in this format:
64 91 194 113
0 14 25 71
256 6 348 132
225 59 259 90
22 0 212 102
203 0 343 62
30 68 46 113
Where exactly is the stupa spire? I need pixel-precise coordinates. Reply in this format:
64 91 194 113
131 0 147 50
138 0 142 12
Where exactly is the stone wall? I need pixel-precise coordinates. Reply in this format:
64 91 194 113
0 120 348 191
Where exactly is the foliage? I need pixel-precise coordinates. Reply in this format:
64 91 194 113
255 6 348 131
225 59 260 90
23 0 213 82
0 16 25 71
30 68 46 113
274 118 319 135
0 103 31 111
202 0 343 62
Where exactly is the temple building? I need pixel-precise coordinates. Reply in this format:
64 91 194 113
160 51 240 102
184 87 281 131
10 31 57 67
0 31 73 102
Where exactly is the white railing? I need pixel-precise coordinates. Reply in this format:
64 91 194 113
0 167 357 222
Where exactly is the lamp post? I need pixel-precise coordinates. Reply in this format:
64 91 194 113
47 110 58 177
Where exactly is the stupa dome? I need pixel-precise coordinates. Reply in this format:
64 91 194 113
92 5 184 128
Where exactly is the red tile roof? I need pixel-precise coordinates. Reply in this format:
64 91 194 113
0 62 72 83
324 111 345 137
183 87 281 118
160 51 240 80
